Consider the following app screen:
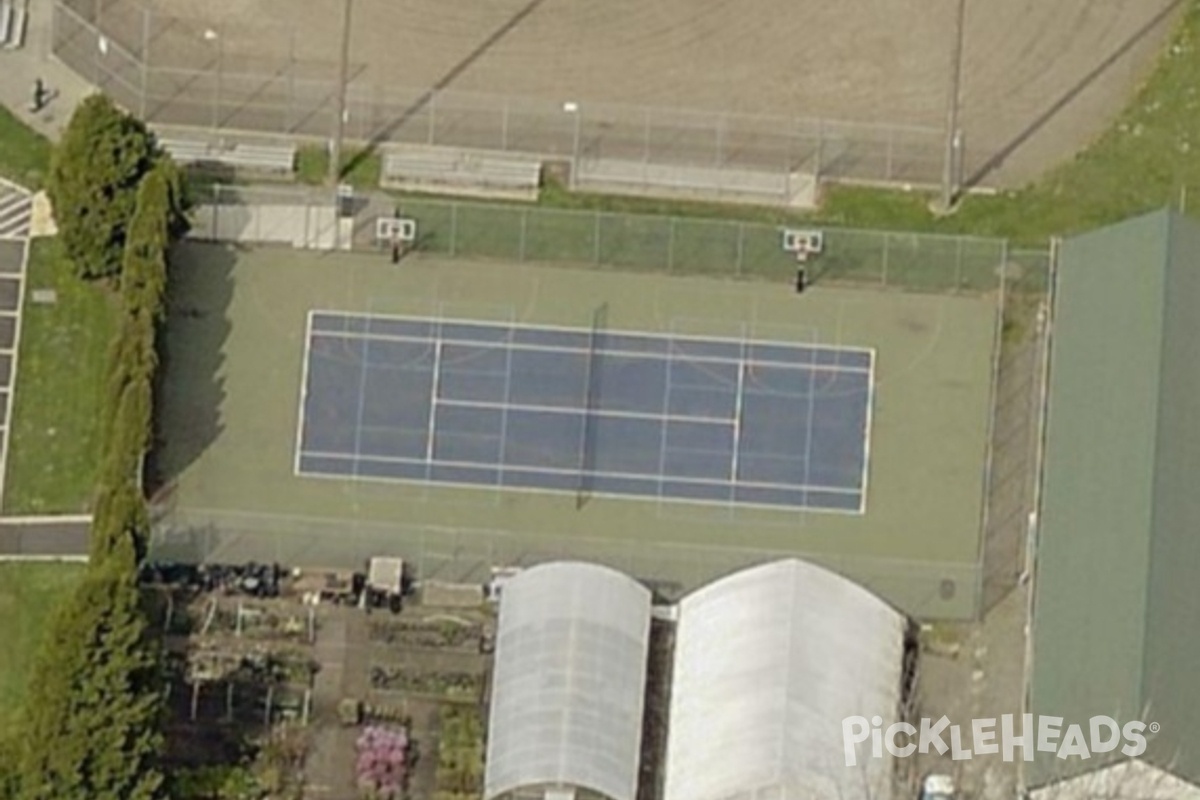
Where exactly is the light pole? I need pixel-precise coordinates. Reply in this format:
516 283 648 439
329 0 354 186
938 0 967 212
564 101 580 189
204 28 220 131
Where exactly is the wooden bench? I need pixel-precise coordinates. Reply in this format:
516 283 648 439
575 158 805 206
381 147 541 201
0 0 25 50
0 1 13 49
159 138 296 176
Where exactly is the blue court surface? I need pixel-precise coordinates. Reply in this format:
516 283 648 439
296 312 874 512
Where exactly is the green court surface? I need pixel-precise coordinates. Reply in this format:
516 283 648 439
154 244 997 618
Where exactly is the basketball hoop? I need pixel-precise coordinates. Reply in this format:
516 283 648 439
782 228 821 294
782 228 823 260
376 216 416 245
376 216 417 264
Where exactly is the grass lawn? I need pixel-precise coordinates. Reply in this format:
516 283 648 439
296 144 382 189
0 561 85 735
3 238 119 515
0 105 51 191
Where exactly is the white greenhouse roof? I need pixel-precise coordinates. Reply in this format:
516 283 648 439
1031 759 1200 800
663 559 908 800
484 562 652 800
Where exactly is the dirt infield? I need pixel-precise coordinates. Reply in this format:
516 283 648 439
135 0 1181 186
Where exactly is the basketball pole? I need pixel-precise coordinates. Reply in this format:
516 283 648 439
938 0 967 212
329 0 354 187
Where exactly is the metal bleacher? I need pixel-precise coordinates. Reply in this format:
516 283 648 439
0 0 27 50
381 146 541 201
159 138 296 177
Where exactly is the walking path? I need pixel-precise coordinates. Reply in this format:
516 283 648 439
0 0 92 140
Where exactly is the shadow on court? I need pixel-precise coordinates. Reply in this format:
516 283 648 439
147 242 235 498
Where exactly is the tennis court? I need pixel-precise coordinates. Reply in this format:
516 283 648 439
295 311 874 512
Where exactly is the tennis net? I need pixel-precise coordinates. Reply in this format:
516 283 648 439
576 302 609 509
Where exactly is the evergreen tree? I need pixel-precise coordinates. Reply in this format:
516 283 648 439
121 166 171 321
46 95 157 281
0 736 19 800
17 541 166 800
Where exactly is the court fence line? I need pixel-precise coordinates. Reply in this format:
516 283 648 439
977 246 1053 613
52 0 949 194
193 183 1043 296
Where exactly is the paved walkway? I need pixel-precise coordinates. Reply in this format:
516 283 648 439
0 513 90 558
0 0 92 141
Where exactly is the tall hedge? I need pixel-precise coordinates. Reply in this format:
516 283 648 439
16 540 166 800
46 95 159 281
8 100 183 800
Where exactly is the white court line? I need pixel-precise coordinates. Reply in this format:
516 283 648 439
799 354 820 508
292 310 315 477
311 327 873 375
730 344 747 483
349 321 372 480
309 309 878 355
436 396 736 427
858 349 877 513
295 462 865 515
654 332 678 500
425 338 443 465
298 447 863 496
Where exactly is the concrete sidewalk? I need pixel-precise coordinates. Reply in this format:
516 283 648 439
0 0 92 141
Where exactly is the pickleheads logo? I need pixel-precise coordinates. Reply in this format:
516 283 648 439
842 715 1157 766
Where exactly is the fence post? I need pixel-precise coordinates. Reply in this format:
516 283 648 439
881 233 889 286
715 114 725 167
667 217 676 273
642 107 652 164
593 210 602 265
813 119 824 181
449 202 458 257
736 223 745 278
212 32 223 131
208 184 218 240
955 237 964 291
427 92 436 146
885 127 895 181
286 31 296 133
519 208 528 262
501 100 510 151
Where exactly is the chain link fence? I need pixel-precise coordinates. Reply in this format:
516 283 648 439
388 196 1015 293
188 184 1025 294
52 0 947 191
978 247 1053 612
